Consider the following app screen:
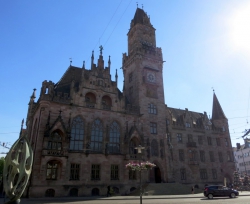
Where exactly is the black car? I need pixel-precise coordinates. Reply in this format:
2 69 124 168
204 185 239 199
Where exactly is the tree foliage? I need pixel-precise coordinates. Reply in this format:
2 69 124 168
0 157 4 177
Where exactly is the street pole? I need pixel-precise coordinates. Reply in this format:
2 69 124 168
135 145 145 204
140 158 142 204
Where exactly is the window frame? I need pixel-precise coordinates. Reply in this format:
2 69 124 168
111 165 119 180
177 133 182 143
150 122 157 134
91 164 100 180
70 163 80 180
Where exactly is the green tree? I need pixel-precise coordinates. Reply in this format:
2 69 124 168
0 157 4 180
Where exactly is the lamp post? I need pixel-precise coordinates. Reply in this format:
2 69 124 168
135 145 145 204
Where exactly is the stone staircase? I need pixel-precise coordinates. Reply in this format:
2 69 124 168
130 183 203 196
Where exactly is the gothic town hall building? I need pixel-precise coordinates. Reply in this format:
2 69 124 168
25 8 235 197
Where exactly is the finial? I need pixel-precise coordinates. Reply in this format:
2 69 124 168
108 55 111 68
21 119 24 128
31 88 36 100
115 69 118 83
82 61 85 68
212 87 215 93
136 2 138 8
99 45 103 56
69 58 72 65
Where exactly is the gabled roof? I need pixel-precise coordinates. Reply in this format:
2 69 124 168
212 93 227 120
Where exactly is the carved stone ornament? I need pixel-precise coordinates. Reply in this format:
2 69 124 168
3 136 33 204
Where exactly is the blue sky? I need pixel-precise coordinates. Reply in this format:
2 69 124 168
1 0 250 156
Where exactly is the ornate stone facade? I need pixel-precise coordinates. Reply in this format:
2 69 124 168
25 8 235 197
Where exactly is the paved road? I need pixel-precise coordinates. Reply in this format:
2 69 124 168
1 192 250 204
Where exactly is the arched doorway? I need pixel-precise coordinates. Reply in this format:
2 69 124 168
155 167 161 183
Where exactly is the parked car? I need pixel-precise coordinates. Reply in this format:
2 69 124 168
204 185 239 199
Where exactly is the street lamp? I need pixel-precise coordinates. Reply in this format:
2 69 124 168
135 145 145 204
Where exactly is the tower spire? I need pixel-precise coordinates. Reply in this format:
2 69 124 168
115 69 118 83
212 92 227 120
108 55 111 69
91 50 94 69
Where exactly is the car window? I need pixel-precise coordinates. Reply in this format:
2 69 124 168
209 186 218 190
222 187 228 190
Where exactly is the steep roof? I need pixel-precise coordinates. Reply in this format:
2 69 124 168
131 7 153 28
55 65 82 93
212 93 227 120
133 8 146 25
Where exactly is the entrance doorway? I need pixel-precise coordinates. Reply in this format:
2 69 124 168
154 167 161 183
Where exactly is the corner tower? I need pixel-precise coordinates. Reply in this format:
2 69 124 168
122 7 168 182
122 8 165 110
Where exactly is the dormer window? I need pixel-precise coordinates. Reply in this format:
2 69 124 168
185 122 191 128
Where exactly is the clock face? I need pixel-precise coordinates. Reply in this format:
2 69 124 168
147 72 155 83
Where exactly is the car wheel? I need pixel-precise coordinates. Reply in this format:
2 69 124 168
230 193 236 198
208 194 213 199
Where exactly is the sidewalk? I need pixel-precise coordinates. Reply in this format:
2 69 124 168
2 191 249 203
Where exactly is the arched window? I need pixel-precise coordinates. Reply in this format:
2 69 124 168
46 160 59 180
47 130 62 150
109 121 120 153
90 119 103 152
151 139 159 157
70 116 84 150
102 95 112 110
45 189 55 197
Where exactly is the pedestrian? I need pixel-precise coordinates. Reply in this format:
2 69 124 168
107 186 111 197
191 186 194 194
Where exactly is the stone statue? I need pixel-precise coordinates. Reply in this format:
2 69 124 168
3 136 33 204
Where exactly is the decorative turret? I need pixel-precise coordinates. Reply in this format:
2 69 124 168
29 88 36 104
108 55 111 69
91 50 94 69
115 69 118 83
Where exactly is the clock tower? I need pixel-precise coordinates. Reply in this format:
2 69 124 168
122 7 167 178
122 7 165 112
